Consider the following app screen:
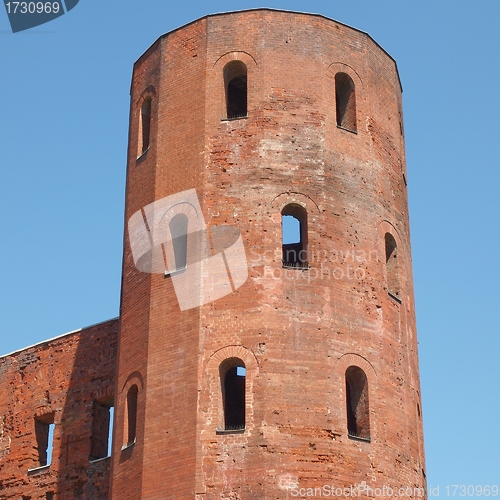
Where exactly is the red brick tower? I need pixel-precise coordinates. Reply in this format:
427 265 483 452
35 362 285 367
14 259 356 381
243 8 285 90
111 9 426 499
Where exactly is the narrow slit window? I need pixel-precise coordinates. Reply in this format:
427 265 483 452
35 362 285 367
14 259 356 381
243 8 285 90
34 414 55 467
220 358 246 431
140 97 151 155
385 233 400 298
108 406 114 456
90 400 114 461
281 204 308 268
345 366 370 441
224 61 247 119
335 72 357 132
125 385 138 446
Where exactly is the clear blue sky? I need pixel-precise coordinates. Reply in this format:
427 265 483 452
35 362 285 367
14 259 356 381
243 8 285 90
1 0 499 495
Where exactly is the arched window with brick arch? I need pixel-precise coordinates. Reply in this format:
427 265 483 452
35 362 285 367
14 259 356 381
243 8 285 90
345 366 370 441
139 97 151 155
335 72 357 132
224 61 247 119
281 204 308 268
220 357 246 431
385 232 400 299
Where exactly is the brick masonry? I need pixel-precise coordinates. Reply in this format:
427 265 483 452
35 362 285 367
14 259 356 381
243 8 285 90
0 319 118 499
113 8 426 500
0 9 426 500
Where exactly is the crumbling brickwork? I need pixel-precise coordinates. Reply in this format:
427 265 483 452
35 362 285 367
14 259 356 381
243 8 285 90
0 319 118 499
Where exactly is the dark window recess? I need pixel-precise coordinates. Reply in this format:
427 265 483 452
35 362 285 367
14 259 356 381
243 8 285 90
385 233 400 298
221 359 246 431
224 61 247 119
169 213 188 272
282 204 308 268
35 414 55 466
90 400 113 460
335 72 357 132
140 98 151 154
346 366 370 441
126 385 138 446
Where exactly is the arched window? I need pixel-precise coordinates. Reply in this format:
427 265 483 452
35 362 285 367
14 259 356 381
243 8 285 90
335 72 357 132
281 204 308 268
224 61 247 119
220 358 246 431
345 366 370 441
125 385 138 446
169 213 188 272
139 97 151 155
385 233 400 298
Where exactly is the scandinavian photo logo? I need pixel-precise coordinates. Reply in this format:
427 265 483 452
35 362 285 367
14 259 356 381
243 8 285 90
128 188 248 311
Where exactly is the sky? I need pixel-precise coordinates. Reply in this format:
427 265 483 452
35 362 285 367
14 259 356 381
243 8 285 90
1 0 499 496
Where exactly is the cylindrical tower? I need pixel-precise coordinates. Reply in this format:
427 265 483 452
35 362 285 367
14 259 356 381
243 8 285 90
111 9 426 499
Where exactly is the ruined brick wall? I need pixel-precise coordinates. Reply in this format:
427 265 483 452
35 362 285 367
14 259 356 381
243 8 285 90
113 9 426 499
0 318 118 499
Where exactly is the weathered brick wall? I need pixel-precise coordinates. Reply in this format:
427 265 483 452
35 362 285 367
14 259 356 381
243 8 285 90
114 9 426 500
0 318 118 499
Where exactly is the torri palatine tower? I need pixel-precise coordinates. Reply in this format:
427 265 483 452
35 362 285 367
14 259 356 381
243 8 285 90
110 8 426 499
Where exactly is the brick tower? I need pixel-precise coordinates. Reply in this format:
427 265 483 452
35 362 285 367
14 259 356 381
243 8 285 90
110 9 426 499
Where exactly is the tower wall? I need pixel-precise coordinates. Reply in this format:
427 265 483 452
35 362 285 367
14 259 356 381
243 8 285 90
112 9 426 499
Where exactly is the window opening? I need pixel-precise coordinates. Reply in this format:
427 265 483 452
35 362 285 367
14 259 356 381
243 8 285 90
345 366 370 441
108 406 114 456
35 414 55 467
281 204 308 268
168 213 188 272
220 359 246 431
90 400 114 461
125 385 138 446
335 72 357 132
224 61 247 119
140 97 151 155
385 233 400 299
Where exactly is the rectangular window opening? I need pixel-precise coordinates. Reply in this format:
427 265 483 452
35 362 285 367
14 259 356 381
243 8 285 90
90 401 114 461
34 414 55 468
